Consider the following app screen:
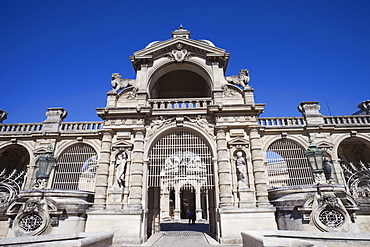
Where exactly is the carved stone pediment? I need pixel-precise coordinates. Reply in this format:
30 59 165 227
33 147 48 157
131 38 229 71
111 140 133 151
228 137 249 148
317 141 334 152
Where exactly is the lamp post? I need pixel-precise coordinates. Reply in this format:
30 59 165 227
305 141 325 184
35 147 56 189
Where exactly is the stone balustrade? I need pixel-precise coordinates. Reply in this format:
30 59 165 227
60 121 103 132
0 121 103 135
258 117 305 127
0 123 43 133
259 115 370 127
148 98 212 110
324 115 370 125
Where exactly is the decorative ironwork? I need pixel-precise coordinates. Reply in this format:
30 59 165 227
266 139 314 189
148 129 214 190
19 213 43 232
318 209 345 228
341 162 370 204
0 169 26 210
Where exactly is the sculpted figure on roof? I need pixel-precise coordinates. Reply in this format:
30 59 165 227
111 73 136 92
225 69 250 89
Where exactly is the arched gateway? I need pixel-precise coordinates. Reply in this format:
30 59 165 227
147 128 216 236
6 27 370 247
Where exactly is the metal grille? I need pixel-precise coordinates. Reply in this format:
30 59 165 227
148 129 214 189
52 144 98 192
266 139 313 189
319 209 345 228
19 213 43 232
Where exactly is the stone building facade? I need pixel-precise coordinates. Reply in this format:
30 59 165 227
0 27 369 245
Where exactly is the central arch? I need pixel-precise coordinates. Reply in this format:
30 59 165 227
146 128 216 237
147 61 213 99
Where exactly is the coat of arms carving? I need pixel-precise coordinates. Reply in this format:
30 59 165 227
167 43 192 62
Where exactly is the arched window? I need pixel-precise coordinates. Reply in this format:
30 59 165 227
266 139 313 189
52 143 98 192
148 128 214 190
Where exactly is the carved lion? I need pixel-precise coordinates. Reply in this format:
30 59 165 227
225 69 250 88
111 73 136 92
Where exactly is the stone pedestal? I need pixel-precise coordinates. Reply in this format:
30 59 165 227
238 187 255 208
217 207 277 245
106 187 124 210
85 209 145 245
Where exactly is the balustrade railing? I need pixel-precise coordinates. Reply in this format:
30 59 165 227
0 121 103 134
0 123 43 133
324 115 370 125
148 98 212 110
258 117 305 127
60 122 103 132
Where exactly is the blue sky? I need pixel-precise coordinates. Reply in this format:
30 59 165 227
1 0 369 123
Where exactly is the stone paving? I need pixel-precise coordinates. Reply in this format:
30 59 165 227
141 220 240 247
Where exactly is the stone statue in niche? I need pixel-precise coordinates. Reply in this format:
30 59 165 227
113 152 127 188
236 151 248 187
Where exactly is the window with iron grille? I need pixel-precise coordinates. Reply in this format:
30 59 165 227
148 128 214 190
266 139 313 189
52 144 98 192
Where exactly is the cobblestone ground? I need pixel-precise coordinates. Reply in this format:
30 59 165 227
142 220 240 247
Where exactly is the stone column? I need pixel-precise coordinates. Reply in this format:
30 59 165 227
174 186 181 221
195 186 202 220
128 129 145 209
160 188 170 218
94 131 113 209
216 128 233 207
249 128 270 207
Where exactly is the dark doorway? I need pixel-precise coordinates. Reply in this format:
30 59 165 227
180 187 195 219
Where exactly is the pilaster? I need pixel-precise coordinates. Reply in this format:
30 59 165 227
93 130 113 209
128 129 145 209
249 128 270 207
216 128 233 207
